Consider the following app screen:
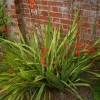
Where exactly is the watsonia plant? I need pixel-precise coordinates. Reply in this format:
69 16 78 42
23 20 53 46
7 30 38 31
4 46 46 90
0 11 100 100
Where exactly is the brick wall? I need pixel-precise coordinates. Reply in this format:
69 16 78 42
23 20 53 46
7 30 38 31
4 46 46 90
6 0 100 43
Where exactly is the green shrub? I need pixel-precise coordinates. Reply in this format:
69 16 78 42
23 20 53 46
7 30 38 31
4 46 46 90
0 11 100 100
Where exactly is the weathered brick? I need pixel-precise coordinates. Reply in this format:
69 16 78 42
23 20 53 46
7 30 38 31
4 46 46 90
21 0 28 3
91 4 98 10
82 23 92 28
6 0 100 40
25 18 31 22
97 25 100 30
40 1 48 5
88 29 92 34
63 24 70 29
62 14 71 19
48 1 62 7
11 5 16 9
52 7 60 12
52 23 61 28
60 19 72 25
49 12 62 18
82 3 91 10
21 4 29 8
39 15 47 21
82 17 88 22
42 11 48 16
52 18 59 23
24 9 30 13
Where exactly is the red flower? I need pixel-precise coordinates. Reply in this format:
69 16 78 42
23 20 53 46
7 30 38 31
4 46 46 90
42 48 49 54
86 47 95 55
76 43 85 48
76 43 81 48
75 50 80 55
40 56 45 64
80 43 85 48
2 26 7 32
30 0 34 8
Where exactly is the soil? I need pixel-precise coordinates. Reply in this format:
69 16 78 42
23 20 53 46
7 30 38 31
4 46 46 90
51 87 93 100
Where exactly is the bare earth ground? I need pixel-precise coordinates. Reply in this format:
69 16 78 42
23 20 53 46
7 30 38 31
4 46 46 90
51 87 93 100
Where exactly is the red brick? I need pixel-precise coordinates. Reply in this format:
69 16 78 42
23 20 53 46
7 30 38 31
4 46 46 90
49 12 62 18
26 18 31 22
83 10 96 17
32 14 39 20
21 4 29 8
42 11 48 16
39 15 47 21
52 18 59 23
79 39 85 44
63 24 70 29
88 29 92 34
23 13 31 17
97 25 100 30
82 17 88 22
39 6 52 11
11 5 16 9
60 19 72 25
85 40 92 44
48 1 62 7
79 10 84 15
63 2 71 7
52 23 61 28
88 17 95 23
6 0 100 41
21 0 28 3
82 23 92 28
82 28 88 33
96 30 100 36
52 7 60 12
91 4 98 10
40 1 48 5
24 9 30 13
40 20 48 24
82 3 90 10
98 19 100 24
63 14 71 19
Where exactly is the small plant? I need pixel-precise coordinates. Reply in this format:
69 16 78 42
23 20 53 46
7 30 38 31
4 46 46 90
0 11 100 100
0 0 11 38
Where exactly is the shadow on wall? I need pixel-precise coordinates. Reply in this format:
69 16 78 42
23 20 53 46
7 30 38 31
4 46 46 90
14 0 28 42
